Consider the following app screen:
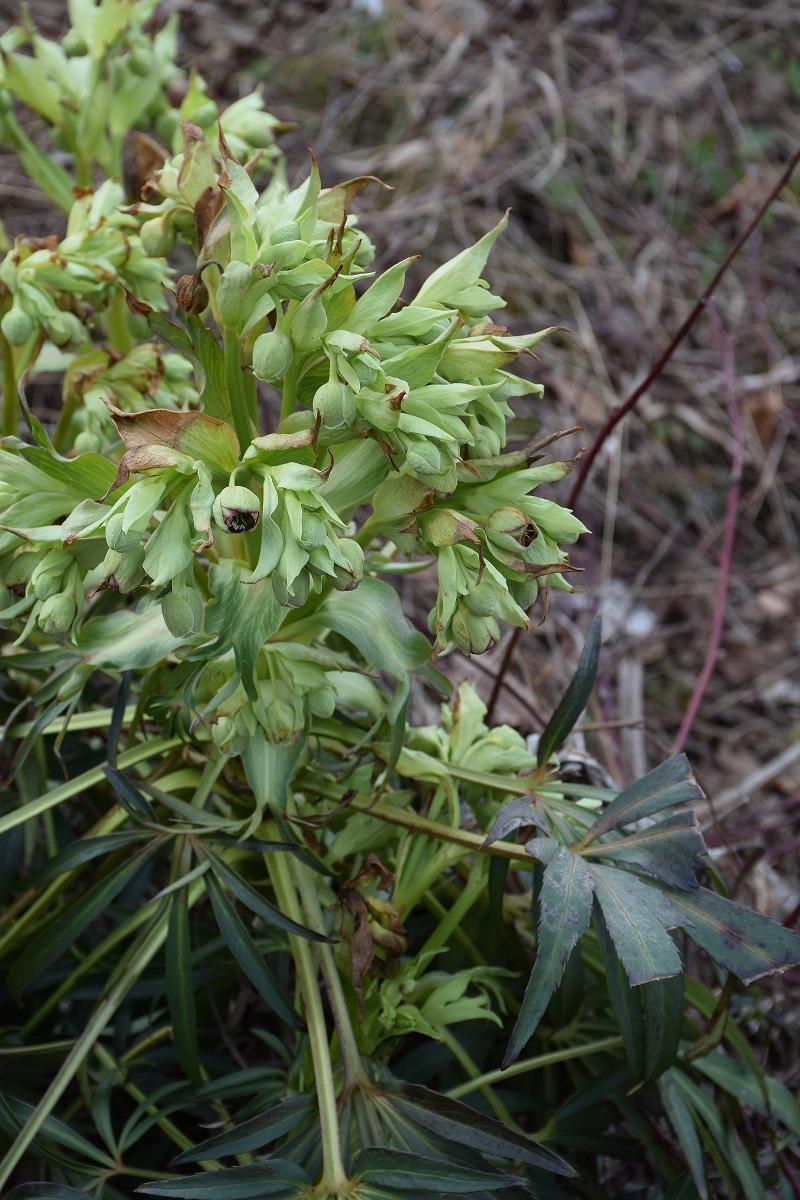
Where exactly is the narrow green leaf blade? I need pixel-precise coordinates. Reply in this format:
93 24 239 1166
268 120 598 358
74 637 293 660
136 1158 309 1197
659 1071 708 1200
204 849 329 942
504 842 594 1066
582 811 706 890
537 614 601 767
204 871 305 1030
167 887 200 1082
582 755 703 844
8 848 155 997
172 1095 315 1163
590 865 684 985
664 886 800 983
354 1147 526 1193
34 832 148 884
387 1081 576 1177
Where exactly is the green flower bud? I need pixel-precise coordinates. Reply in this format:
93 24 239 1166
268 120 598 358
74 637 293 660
74 429 104 453
128 47 152 77
62 29 88 56
331 539 364 591
103 548 122 578
38 591 78 635
33 573 62 601
313 380 356 431
105 512 143 552
1 302 34 346
265 697 297 743
162 586 204 637
46 311 86 348
139 216 177 258
187 101 219 130
406 439 447 477
216 260 254 326
451 607 499 655
300 510 327 549
290 295 327 352
108 546 146 594
212 485 261 534
252 330 293 381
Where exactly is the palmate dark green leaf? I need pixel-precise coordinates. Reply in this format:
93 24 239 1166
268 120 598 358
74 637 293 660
172 1095 315 1164
589 865 685 985
167 886 200 1082
579 755 703 845
354 1148 530 1193
663 886 800 983
204 870 305 1030
537 613 601 768
203 848 330 942
581 811 707 891
385 1081 575 1177
7 844 158 997
136 1158 310 1198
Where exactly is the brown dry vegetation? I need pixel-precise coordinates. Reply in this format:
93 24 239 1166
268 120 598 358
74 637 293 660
3 0 800 1042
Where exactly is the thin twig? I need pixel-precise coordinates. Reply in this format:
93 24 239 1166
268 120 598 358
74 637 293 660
567 144 800 509
672 309 743 755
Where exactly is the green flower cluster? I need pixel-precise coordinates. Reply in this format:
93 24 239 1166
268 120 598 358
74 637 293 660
0 181 169 350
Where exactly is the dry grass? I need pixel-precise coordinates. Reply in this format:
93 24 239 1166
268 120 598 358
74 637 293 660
3 0 800 923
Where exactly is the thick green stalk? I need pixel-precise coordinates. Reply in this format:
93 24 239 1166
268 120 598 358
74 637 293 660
0 912 170 1190
280 364 298 422
107 288 134 354
268 850 348 1192
0 323 18 439
224 326 256 453
292 857 365 1090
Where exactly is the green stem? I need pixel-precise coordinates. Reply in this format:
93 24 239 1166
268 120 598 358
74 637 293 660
1 323 18 439
416 861 487 963
107 288 134 355
292 857 365 1090
280 364 298 423
224 326 257 453
348 795 530 865
438 1029 518 1127
0 913 171 1190
447 1035 625 1099
268 851 348 1192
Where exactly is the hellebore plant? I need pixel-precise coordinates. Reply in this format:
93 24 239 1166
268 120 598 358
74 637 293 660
1 4 800 1199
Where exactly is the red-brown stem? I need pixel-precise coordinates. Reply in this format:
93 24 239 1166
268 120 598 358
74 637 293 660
672 310 743 755
568 143 800 510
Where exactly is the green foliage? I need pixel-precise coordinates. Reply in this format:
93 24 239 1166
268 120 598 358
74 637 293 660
0 4 799 1199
